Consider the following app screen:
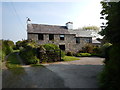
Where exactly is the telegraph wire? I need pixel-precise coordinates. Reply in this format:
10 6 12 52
10 1 26 30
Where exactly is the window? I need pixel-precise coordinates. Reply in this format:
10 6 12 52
86 38 91 43
76 37 80 43
49 34 54 40
38 34 43 40
59 45 65 51
60 34 65 40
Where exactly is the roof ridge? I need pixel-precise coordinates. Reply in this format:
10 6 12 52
31 23 65 27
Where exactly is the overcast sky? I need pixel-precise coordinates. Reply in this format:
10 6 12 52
2 0 102 42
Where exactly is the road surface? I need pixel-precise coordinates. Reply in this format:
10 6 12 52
2 57 104 88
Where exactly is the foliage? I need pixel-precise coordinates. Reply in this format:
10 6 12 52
62 56 80 61
1 40 14 61
43 43 65 61
76 53 91 57
99 44 120 90
81 44 94 53
43 43 59 50
100 1 120 43
6 52 25 75
6 52 21 69
66 51 73 56
16 40 37 49
99 1 120 90
19 46 39 64
82 26 100 31
99 43 112 58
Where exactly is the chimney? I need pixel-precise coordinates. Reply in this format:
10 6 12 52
66 22 73 30
26 17 31 24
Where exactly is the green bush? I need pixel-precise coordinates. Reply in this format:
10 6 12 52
66 51 73 56
76 53 91 57
19 46 39 64
43 43 65 61
1 40 14 61
43 43 59 50
99 44 120 90
81 44 94 53
100 43 112 58
16 40 36 49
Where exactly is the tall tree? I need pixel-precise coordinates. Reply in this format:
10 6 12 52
100 1 120 43
99 1 120 90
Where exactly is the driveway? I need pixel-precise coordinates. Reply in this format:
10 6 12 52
2 57 104 88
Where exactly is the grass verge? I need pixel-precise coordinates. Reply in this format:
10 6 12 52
6 52 24 74
31 64 45 67
62 56 80 61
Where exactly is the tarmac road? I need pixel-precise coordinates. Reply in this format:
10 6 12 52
2 57 104 88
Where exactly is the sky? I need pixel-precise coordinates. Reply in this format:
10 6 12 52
1 0 103 42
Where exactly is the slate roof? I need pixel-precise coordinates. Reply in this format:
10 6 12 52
69 29 93 37
27 24 101 38
92 39 101 44
27 24 70 34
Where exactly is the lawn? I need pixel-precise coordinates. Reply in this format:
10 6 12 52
6 52 24 74
62 56 80 61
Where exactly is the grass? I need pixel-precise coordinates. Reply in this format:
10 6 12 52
31 64 45 67
6 52 21 68
13 50 20 53
62 56 80 61
6 52 25 74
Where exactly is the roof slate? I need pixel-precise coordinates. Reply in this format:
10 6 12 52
69 29 93 37
27 24 100 38
27 24 70 34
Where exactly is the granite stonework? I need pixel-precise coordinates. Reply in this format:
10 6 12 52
28 33 92 53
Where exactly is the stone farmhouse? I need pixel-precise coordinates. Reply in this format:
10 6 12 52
27 22 100 53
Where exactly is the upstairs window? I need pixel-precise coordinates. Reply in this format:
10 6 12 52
60 34 65 40
38 34 44 40
76 37 80 43
49 34 54 40
86 38 91 43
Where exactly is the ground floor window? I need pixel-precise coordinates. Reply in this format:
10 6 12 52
59 45 65 51
76 37 80 43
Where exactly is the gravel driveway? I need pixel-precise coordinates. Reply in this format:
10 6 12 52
2 57 104 88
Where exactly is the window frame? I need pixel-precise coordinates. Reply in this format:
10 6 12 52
49 34 54 40
38 34 44 40
60 34 65 40
59 45 65 51
76 37 80 43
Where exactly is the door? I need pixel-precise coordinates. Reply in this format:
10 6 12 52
59 45 65 51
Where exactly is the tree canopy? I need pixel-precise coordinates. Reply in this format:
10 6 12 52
82 26 100 31
100 1 120 44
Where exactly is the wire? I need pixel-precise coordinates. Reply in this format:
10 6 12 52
10 1 26 30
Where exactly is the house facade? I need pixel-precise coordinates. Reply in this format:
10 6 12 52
27 22 92 53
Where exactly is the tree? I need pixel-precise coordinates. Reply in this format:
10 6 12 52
82 26 100 31
99 1 120 90
100 1 120 43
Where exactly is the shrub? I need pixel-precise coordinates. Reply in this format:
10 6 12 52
66 51 73 56
99 43 112 58
19 46 39 64
81 44 94 53
76 53 91 57
93 46 100 54
99 44 120 90
43 44 65 62
16 40 36 49
43 43 59 50
2 40 14 61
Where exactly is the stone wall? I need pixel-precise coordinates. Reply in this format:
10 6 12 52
28 33 92 53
